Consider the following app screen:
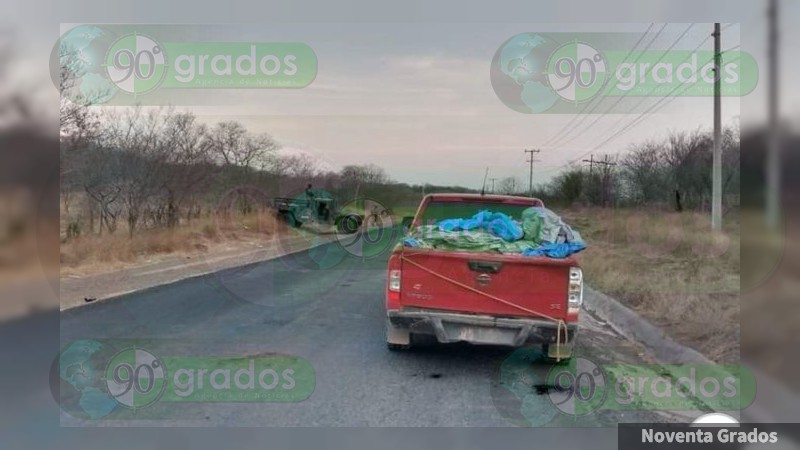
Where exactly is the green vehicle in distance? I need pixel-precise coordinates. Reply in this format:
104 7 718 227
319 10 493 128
273 185 363 233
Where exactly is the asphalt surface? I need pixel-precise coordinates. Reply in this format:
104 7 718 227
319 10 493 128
59 228 678 426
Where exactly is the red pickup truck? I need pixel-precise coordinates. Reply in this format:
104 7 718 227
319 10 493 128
385 193 582 361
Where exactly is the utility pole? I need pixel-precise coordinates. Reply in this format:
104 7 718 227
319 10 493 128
582 154 596 176
767 0 781 230
584 155 617 207
489 177 498 194
711 22 722 231
591 154 617 169
583 154 616 171
524 149 540 196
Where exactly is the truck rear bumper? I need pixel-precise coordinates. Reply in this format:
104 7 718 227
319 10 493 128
387 309 577 347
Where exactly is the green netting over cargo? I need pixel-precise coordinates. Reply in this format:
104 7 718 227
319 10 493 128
408 225 538 253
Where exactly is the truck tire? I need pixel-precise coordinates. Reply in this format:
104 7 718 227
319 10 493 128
336 213 362 234
286 213 302 228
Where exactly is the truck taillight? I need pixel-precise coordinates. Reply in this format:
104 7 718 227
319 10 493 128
568 267 583 314
389 270 401 292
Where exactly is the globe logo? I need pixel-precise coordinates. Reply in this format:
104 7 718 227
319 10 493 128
50 25 120 105
53 340 167 419
105 33 168 96
546 41 608 103
491 34 609 113
55 340 119 419
104 347 167 409
51 27 168 104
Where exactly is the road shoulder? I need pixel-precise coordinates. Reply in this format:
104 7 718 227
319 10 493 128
60 231 334 310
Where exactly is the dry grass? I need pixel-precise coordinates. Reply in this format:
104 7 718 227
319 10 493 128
561 206 740 363
61 210 283 275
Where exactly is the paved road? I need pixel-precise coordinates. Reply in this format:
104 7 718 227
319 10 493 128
59 230 678 426
60 230 324 309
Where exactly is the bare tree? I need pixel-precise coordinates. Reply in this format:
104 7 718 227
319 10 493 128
615 127 739 210
340 164 391 198
341 164 390 185
160 111 212 226
496 177 520 195
274 153 321 179
59 42 107 235
104 107 172 236
621 140 666 205
59 42 110 150
209 121 278 170
76 144 123 235
721 125 740 203
663 130 713 209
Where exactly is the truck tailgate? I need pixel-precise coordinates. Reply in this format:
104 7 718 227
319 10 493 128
399 250 573 320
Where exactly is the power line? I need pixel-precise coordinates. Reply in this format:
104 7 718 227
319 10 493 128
582 153 617 175
545 24 741 173
603 49 743 151
563 54 742 166
582 154 596 174
539 23 657 149
546 23 667 147
561 29 726 166
543 23 668 149
599 55 739 151
552 23 697 151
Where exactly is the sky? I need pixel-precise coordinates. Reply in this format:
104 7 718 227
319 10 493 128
3 0 798 189
153 22 746 188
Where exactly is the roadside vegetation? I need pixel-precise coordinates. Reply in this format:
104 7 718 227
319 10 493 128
59 103 470 274
561 207 739 364
60 209 282 276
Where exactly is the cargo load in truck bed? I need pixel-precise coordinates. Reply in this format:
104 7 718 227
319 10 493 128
401 206 586 259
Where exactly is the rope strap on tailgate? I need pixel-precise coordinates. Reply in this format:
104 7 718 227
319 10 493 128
399 254 569 361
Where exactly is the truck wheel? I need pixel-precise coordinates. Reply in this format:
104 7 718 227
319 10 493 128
336 213 362 234
386 319 411 351
286 213 302 228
